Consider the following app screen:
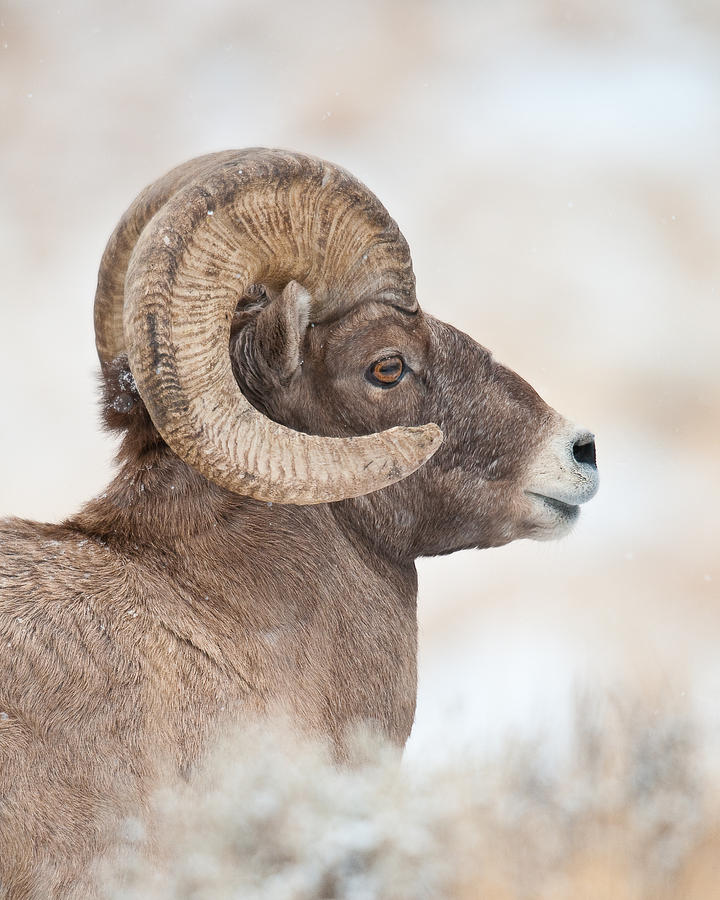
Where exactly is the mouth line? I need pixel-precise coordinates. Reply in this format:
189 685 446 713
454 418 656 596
526 492 579 516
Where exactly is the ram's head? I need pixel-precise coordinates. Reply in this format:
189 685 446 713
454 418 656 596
97 149 598 555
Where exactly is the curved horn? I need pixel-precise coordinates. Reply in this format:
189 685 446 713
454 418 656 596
94 149 443 505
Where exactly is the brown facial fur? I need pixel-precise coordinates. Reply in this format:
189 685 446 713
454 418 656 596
1 294 565 895
232 295 555 558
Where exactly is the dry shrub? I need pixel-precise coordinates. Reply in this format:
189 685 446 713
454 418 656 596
100 698 720 900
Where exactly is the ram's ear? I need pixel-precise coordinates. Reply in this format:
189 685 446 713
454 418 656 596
253 280 311 380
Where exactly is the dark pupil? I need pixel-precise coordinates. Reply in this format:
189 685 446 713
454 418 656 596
375 358 402 382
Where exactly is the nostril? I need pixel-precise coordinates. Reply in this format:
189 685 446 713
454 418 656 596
573 435 597 468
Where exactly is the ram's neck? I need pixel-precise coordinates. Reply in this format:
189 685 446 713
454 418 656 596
70 445 406 573
67 445 420 746
70 443 237 545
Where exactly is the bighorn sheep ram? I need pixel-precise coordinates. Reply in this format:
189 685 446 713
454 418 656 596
0 149 598 897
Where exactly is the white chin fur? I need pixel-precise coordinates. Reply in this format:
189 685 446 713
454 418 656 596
525 492 580 541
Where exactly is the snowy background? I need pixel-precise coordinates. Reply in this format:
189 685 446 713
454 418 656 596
1 0 719 767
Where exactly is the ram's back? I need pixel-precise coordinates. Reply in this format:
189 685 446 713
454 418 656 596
0 519 169 897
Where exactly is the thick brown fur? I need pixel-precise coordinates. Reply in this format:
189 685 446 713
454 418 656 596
0 285 559 897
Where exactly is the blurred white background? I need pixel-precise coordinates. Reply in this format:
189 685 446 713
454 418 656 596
1 0 718 765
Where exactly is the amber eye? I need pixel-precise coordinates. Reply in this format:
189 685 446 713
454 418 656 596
366 355 406 388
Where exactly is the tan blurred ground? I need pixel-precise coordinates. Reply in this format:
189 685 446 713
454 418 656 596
1 0 718 762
